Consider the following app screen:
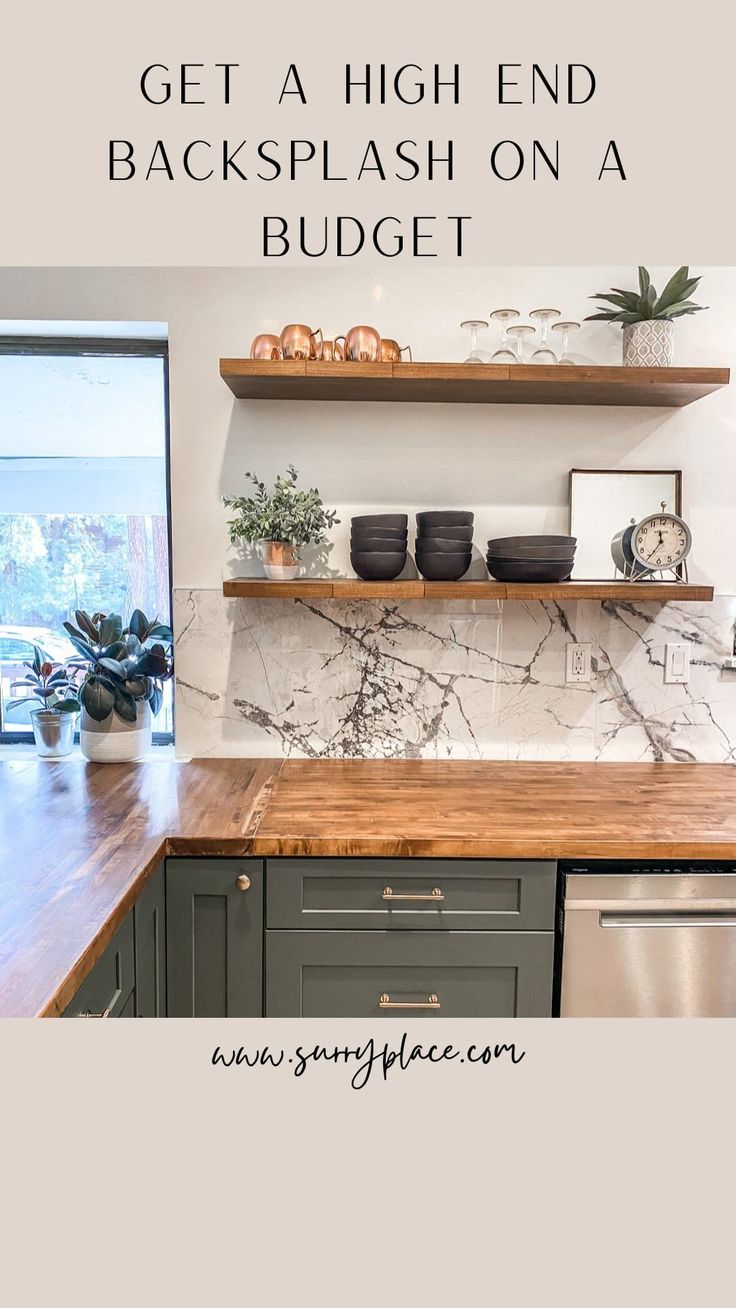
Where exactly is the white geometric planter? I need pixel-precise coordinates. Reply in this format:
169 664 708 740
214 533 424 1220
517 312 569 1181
622 319 674 367
80 700 152 763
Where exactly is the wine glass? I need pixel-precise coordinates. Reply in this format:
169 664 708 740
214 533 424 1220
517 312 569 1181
489 308 520 362
460 319 490 364
529 308 561 363
506 324 536 363
551 320 581 365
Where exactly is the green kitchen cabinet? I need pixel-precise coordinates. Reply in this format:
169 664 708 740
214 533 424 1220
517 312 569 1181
165 858 264 1017
265 929 555 1018
266 857 556 931
62 912 136 1019
134 863 167 1017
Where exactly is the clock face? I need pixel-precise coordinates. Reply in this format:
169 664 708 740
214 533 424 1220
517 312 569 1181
632 513 691 569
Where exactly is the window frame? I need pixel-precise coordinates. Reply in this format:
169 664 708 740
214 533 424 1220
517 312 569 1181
0 335 174 745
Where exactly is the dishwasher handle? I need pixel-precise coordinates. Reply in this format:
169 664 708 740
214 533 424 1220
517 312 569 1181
600 911 736 929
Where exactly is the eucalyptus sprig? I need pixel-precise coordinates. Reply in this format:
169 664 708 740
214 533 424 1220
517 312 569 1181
223 465 339 550
586 266 707 326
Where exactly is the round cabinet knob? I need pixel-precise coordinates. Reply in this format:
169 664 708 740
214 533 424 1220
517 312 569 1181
236 873 251 892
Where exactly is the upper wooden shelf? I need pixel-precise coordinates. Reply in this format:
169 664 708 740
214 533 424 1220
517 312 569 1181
223 579 714 602
220 360 729 407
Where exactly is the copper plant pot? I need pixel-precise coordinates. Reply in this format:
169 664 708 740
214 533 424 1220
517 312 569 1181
260 539 300 581
250 333 281 360
380 339 413 363
280 323 323 360
334 325 382 363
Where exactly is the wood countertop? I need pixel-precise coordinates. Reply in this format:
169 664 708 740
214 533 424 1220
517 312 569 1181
2 756 736 1018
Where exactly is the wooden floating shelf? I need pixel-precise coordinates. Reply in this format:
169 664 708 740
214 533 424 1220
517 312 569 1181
223 579 714 603
220 359 729 407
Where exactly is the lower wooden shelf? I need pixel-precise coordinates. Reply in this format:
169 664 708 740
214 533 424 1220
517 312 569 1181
223 578 714 602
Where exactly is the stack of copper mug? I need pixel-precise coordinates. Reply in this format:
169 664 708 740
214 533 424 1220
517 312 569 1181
250 324 412 363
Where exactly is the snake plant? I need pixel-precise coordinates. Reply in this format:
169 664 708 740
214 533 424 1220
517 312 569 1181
586 266 707 325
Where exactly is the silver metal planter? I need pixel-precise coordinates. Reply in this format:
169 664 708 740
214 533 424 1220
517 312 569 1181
30 708 76 759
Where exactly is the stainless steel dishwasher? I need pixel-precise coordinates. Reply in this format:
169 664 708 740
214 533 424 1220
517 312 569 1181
560 865 736 1017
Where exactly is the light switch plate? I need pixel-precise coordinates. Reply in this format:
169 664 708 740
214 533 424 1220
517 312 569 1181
664 642 691 684
566 642 592 684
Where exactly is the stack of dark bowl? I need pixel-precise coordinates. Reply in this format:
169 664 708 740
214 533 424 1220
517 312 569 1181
415 511 474 581
350 514 408 580
485 535 577 583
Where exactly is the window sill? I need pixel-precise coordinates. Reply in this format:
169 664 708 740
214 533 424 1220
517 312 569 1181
0 742 175 759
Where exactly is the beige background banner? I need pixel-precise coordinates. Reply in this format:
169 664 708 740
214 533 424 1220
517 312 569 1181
2 0 734 265
2 1018 735 1304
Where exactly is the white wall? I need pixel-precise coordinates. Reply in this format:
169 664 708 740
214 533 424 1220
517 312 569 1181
0 264 734 593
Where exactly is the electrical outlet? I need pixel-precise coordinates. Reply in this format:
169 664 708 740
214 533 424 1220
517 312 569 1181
664 642 690 684
566 643 592 684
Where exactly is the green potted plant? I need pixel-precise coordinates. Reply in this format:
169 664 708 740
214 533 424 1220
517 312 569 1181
7 647 79 758
586 266 707 367
223 464 339 580
63 609 173 762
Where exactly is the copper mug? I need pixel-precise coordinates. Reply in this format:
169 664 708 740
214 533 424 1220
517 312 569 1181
319 339 344 362
334 325 382 363
280 323 323 360
380 339 413 363
250 333 281 360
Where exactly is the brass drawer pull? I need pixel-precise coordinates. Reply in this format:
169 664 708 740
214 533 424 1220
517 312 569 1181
379 993 441 1010
236 873 251 892
382 886 444 903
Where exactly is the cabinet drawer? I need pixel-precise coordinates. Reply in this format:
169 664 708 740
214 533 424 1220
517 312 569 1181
266 858 556 931
265 930 554 1017
63 913 135 1019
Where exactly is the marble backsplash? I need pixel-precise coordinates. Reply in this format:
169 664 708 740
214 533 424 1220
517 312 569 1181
173 590 736 763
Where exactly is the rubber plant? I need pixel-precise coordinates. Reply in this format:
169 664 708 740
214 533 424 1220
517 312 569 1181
586 266 707 325
6 646 79 716
62 609 173 723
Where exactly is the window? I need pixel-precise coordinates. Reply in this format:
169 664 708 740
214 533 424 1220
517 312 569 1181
0 337 173 741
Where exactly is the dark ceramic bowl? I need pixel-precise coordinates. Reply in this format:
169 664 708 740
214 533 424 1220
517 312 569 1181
416 510 474 529
418 525 474 541
351 551 407 580
416 537 474 554
486 557 573 583
415 552 472 581
352 513 408 530
487 543 576 560
487 534 576 551
351 531 408 547
351 524 407 538
351 536 409 552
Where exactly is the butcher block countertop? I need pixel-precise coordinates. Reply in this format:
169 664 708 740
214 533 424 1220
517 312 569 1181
1 756 736 1018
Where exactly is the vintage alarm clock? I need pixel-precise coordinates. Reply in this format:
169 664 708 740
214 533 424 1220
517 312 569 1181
611 501 692 581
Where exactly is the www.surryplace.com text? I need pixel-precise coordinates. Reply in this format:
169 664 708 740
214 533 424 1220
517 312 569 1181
211 1033 526 1091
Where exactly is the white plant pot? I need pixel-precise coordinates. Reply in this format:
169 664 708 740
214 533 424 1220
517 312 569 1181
260 539 300 581
622 319 674 367
80 700 152 763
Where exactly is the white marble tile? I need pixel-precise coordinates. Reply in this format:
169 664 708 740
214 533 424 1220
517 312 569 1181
173 589 736 763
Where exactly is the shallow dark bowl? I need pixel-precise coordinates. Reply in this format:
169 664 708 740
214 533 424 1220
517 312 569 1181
488 543 576 560
351 535 408 552
351 525 407 538
415 552 472 581
418 525 474 541
352 513 408 530
351 531 407 546
416 537 474 554
416 510 474 529
487 534 576 551
485 557 573 583
351 550 407 580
